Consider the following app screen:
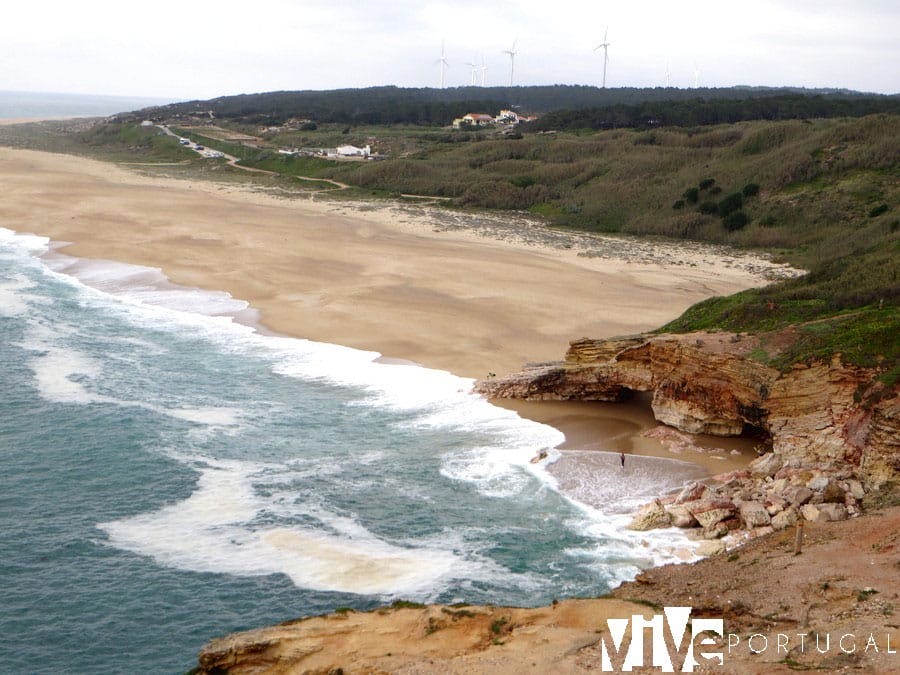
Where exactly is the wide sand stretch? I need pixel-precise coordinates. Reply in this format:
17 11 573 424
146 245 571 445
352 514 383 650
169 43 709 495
0 147 791 466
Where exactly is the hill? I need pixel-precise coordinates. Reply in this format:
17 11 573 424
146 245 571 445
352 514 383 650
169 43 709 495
122 84 894 127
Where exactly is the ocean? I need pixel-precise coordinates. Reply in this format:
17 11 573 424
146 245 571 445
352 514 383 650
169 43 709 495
0 91 174 120
0 227 706 673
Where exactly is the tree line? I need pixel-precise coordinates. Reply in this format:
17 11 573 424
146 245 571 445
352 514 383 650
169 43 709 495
529 94 900 131
125 85 897 127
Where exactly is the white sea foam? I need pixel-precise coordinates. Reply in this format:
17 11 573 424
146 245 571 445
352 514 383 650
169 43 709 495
0 275 37 317
163 406 243 426
0 227 50 256
44 255 250 317
550 451 708 515
100 462 476 596
28 344 105 405
18 319 244 429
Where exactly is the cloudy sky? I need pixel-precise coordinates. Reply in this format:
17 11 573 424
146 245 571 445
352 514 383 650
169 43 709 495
2 0 897 101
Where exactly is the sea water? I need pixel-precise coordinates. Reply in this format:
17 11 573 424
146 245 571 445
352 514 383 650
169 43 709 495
0 227 703 674
0 91 174 119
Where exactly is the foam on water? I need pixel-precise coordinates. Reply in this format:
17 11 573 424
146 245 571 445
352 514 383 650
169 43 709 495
23 334 106 405
45 254 251 317
99 461 481 596
0 275 39 316
550 450 709 515
2 224 707 599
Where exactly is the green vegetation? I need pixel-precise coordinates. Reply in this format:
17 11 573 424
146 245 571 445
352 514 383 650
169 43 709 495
489 616 510 634
76 123 190 160
126 86 897 128
856 588 879 602
622 597 663 611
389 599 426 610
531 93 900 132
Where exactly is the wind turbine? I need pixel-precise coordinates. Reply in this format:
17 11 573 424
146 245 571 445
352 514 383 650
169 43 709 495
479 54 488 86
436 41 449 89
503 39 518 86
693 62 700 88
465 57 478 86
665 60 670 87
594 28 610 88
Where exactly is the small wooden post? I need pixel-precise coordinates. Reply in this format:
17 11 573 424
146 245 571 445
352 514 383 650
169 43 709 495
793 520 805 555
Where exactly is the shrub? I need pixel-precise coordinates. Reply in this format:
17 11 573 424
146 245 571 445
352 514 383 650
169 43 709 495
699 200 719 215
742 182 760 197
510 175 536 189
869 203 889 218
708 185 722 195
672 199 685 209
718 192 744 217
699 177 716 190
723 210 750 231
683 186 700 204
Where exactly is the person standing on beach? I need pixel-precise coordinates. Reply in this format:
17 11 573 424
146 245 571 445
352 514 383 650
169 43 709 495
619 452 625 468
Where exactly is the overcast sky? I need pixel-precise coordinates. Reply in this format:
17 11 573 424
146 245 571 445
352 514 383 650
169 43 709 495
2 1 897 101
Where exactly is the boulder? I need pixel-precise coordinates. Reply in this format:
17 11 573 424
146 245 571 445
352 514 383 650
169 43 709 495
817 503 849 522
821 480 846 504
749 453 783 478
673 481 707 504
764 495 788 516
628 500 670 531
696 540 727 556
771 507 798 530
665 504 699 528
801 503 848 523
770 478 788 493
846 479 866 500
782 485 814 507
701 523 730 539
807 474 829 491
739 501 772 528
687 500 737 529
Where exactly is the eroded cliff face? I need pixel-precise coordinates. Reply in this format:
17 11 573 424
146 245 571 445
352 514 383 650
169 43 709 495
474 332 899 489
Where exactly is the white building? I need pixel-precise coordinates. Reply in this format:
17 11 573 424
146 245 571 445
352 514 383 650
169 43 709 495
336 144 371 157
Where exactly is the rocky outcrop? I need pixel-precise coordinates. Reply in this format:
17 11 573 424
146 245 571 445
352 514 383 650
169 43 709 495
477 330 898 549
475 331 899 490
629 464 864 544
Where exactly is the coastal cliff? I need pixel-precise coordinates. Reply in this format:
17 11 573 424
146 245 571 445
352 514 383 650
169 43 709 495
195 507 900 673
474 330 899 546
475 331 898 486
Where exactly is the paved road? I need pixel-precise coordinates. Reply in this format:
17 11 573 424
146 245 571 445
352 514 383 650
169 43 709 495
157 124 280 173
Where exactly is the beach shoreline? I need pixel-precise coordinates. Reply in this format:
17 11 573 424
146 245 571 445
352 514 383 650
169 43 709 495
0 146 783 488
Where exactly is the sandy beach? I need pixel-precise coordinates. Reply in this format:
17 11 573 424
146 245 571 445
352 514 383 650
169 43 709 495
0 146 788 467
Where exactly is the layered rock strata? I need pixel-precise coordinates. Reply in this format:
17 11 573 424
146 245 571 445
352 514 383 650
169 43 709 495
475 331 898 487
474 331 898 545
